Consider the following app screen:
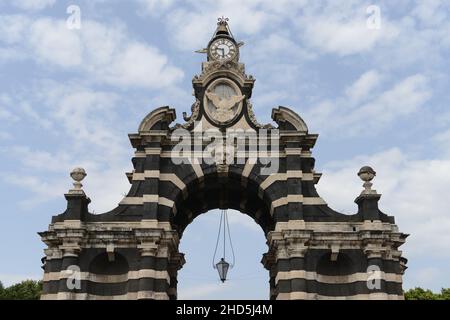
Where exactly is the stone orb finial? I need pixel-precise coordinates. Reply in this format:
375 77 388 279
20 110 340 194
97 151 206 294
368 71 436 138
358 166 376 182
358 166 377 195
70 167 87 192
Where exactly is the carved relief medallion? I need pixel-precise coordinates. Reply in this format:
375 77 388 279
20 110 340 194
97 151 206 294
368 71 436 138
203 78 244 125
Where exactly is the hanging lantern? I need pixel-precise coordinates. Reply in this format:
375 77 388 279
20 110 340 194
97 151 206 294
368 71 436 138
216 258 230 283
212 209 235 283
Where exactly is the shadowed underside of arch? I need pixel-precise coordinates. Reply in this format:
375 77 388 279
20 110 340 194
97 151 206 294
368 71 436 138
171 168 275 236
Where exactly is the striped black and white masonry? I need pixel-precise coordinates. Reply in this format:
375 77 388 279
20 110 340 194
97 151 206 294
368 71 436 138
39 18 407 300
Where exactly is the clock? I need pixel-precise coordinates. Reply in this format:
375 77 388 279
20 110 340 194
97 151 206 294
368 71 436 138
209 38 237 60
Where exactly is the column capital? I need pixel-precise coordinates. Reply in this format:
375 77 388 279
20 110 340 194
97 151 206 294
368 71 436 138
60 240 81 257
62 248 80 258
138 243 159 257
268 236 309 260
44 247 63 260
364 245 387 259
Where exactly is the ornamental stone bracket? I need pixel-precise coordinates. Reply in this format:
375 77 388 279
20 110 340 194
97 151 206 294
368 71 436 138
267 229 312 261
135 228 180 258
41 223 182 256
265 223 405 261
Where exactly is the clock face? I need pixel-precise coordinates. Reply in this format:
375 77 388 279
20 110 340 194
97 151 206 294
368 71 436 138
209 38 237 60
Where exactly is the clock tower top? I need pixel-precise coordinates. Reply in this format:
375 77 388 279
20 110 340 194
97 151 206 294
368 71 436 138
184 18 262 129
195 17 244 63
214 16 233 37
192 18 253 90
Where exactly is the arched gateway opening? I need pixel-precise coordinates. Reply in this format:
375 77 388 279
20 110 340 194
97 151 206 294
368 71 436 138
172 170 274 300
39 19 407 300
177 209 269 300
172 170 274 237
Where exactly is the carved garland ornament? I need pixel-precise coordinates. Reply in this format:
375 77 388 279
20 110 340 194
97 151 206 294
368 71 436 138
246 100 274 129
173 99 201 130
196 60 246 82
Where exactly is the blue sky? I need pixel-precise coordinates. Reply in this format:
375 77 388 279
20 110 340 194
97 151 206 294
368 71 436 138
0 0 450 299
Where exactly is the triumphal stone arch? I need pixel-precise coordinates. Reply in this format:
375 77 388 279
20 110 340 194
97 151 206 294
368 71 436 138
39 19 408 300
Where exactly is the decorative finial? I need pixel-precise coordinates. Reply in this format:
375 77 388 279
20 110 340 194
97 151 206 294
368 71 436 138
217 16 229 25
70 167 87 194
358 166 377 195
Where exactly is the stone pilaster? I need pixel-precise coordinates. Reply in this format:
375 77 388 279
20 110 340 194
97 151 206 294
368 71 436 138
355 193 382 221
57 245 81 300
285 147 304 221
135 229 179 300
137 242 160 300
267 229 311 300
143 146 162 221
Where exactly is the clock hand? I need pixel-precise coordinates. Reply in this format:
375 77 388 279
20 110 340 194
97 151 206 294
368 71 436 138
218 48 225 58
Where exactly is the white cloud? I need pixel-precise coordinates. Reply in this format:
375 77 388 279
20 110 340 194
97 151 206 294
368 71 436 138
1 81 134 212
144 0 450 74
11 0 55 11
0 15 184 89
4 174 67 209
0 94 19 122
299 13 398 56
345 70 383 103
0 47 27 63
3 151 131 213
404 267 445 291
83 166 132 214
9 146 75 173
19 101 53 129
29 18 83 67
159 0 285 50
43 84 124 152
199 210 262 233
100 42 183 88
0 106 15 121
3 143 131 212
0 15 29 60
293 1 449 63
411 0 448 28
370 2 450 69
433 129 450 156
317 147 450 259
246 31 316 64
148 0 399 56
347 74 430 127
137 0 175 15
305 73 431 137
0 14 30 44
253 91 289 111
226 211 261 232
